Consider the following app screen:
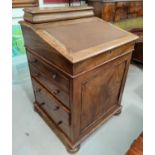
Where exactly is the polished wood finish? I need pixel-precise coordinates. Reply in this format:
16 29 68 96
80 56 127 130
20 17 137 64
87 1 103 17
126 133 143 155
20 7 138 153
24 6 94 23
12 0 38 8
88 0 143 65
130 28 143 63
32 79 71 137
88 0 143 22
28 52 70 108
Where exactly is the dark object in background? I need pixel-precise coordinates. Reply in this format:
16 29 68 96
87 0 143 64
126 133 143 155
88 0 143 22
130 28 143 63
12 0 39 8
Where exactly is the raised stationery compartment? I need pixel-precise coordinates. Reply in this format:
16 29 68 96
24 6 94 23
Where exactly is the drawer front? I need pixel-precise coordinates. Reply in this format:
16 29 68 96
27 52 69 93
27 53 70 108
32 79 70 137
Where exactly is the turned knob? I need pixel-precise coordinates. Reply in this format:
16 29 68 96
40 102 45 106
52 74 57 79
57 121 62 126
36 88 41 93
32 59 38 63
34 73 40 77
52 89 60 95
54 106 60 111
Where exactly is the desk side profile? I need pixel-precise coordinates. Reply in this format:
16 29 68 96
20 6 138 153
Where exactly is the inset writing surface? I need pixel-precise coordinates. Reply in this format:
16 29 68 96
45 18 127 53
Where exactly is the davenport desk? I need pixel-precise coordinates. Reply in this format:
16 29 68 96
20 6 138 153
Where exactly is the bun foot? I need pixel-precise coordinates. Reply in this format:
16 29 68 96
34 106 38 112
115 109 122 115
34 103 39 112
66 145 80 154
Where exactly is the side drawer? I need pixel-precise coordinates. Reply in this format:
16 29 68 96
28 61 70 108
32 79 71 138
27 51 69 93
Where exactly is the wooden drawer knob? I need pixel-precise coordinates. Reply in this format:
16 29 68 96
54 106 60 111
52 74 57 79
32 59 38 63
52 89 60 95
40 102 45 106
35 88 42 93
34 73 41 77
57 121 62 126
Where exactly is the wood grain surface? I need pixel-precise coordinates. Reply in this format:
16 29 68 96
20 7 138 153
12 0 38 8
126 133 143 155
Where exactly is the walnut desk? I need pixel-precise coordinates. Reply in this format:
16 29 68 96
20 6 138 153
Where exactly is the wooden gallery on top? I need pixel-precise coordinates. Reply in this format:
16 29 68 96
20 6 138 153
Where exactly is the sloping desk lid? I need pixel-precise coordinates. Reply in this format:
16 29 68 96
22 7 138 63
